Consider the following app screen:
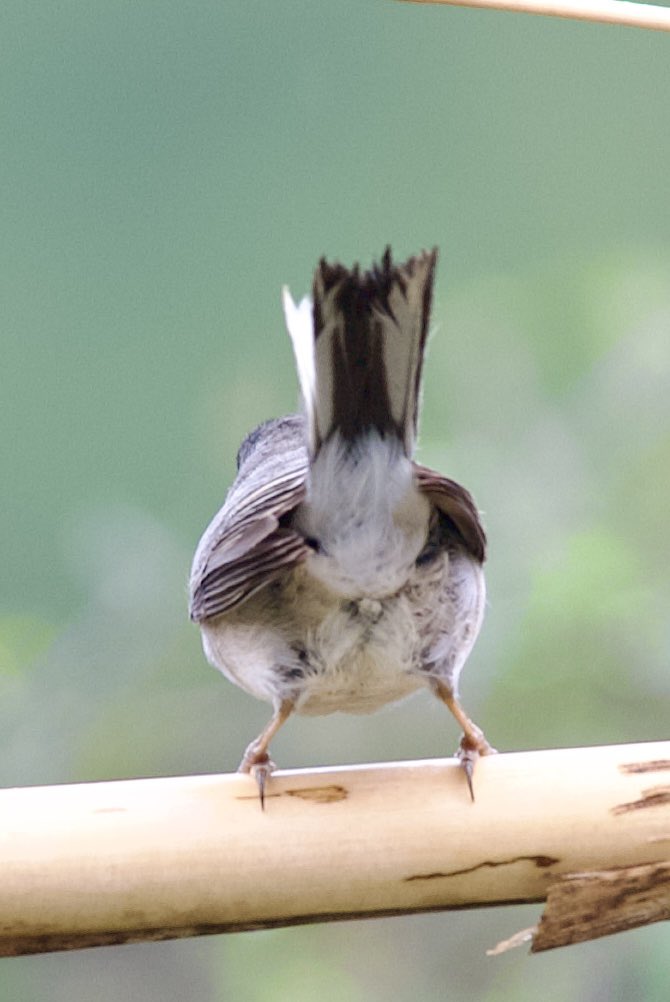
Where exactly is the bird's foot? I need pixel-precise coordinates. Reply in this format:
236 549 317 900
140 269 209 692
457 727 497 802
235 700 293 809
238 747 276 810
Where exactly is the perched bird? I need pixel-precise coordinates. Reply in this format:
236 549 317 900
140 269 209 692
189 248 494 804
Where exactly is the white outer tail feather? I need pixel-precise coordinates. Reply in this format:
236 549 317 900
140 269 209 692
282 286 317 445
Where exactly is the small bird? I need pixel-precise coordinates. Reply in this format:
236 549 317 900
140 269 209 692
189 248 494 804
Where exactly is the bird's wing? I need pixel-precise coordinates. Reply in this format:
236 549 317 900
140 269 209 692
189 449 310 622
413 462 486 563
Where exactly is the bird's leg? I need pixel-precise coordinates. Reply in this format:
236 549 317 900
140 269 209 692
430 679 496 801
238 698 294 808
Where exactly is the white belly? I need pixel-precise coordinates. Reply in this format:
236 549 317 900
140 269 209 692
294 597 424 714
201 591 425 716
200 548 484 716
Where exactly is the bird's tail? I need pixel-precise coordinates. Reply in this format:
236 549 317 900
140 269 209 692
283 247 437 459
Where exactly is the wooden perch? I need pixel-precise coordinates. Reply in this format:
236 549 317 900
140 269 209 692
0 741 668 957
400 0 670 33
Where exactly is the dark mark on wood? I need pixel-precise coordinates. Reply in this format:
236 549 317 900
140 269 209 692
286 785 348 804
619 759 670 775
611 786 670 815
235 792 281 802
405 855 559 882
237 785 347 804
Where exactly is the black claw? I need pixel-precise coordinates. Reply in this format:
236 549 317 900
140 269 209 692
256 769 266 811
461 757 476 802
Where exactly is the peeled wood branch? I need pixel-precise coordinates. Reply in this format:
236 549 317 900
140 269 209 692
0 741 668 957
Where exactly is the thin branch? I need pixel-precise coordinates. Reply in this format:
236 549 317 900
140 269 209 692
0 741 668 956
400 0 670 33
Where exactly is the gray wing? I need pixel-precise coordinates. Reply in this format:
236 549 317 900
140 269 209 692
413 462 486 563
189 417 311 622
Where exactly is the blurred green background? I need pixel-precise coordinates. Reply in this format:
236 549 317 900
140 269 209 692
1 0 669 998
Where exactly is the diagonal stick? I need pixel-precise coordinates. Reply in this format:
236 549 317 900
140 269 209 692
400 0 670 33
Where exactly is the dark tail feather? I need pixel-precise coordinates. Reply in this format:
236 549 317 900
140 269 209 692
284 247 437 459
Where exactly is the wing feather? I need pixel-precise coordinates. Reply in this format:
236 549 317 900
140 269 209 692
413 462 486 563
189 441 309 622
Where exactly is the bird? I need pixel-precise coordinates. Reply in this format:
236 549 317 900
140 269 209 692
189 247 494 805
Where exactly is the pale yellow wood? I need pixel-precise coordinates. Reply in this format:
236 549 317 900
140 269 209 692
0 741 668 955
401 0 670 33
